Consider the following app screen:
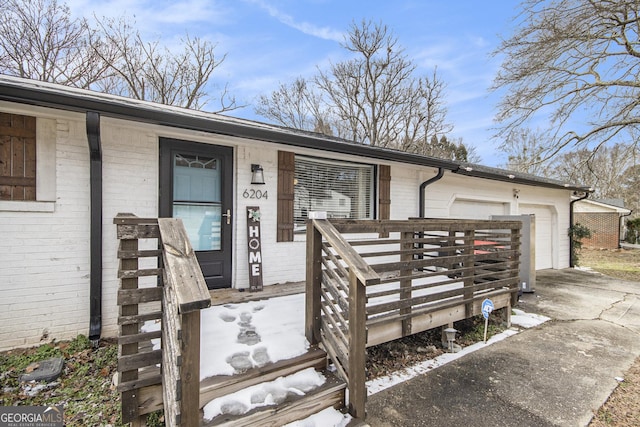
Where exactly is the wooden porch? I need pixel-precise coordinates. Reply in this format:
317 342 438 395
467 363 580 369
114 215 520 426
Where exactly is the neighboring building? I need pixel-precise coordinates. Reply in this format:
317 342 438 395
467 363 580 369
574 199 632 249
0 75 591 351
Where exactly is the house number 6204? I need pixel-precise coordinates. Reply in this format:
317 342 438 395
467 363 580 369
243 189 268 200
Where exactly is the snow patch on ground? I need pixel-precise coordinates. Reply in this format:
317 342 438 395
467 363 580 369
203 367 326 420
283 407 353 427
511 308 550 328
144 292 551 426
199 293 308 378
367 308 550 396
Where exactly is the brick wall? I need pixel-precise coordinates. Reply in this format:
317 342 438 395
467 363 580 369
0 113 92 351
574 212 620 249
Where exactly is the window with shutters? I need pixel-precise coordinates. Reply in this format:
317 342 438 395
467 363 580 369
0 113 36 201
277 151 389 242
293 156 374 231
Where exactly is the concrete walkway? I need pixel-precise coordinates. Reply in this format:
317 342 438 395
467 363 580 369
365 268 640 427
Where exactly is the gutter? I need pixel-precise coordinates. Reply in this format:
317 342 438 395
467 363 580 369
620 210 633 248
569 191 590 268
86 112 103 345
419 168 445 218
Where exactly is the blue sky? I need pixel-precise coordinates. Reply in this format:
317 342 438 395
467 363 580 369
67 0 522 165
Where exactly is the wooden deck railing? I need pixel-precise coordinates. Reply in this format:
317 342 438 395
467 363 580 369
305 218 521 419
305 219 380 419
115 214 211 427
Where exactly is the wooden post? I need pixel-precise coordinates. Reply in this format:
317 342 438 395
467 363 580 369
180 311 201 427
400 231 413 336
463 229 475 318
347 270 367 419
510 226 521 307
305 220 322 346
119 235 141 426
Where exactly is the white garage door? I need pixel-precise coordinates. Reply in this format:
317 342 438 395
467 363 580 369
449 199 508 219
520 204 554 270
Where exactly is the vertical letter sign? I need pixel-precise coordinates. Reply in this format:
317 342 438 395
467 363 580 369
247 206 263 292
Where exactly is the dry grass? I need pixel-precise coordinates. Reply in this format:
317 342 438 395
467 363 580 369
582 247 640 426
579 247 640 282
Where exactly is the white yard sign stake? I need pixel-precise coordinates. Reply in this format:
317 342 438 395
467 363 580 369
481 298 494 343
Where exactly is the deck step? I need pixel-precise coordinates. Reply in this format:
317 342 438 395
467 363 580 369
199 346 328 408
202 370 346 427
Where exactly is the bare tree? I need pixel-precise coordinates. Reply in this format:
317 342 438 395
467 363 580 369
420 135 481 162
316 21 452 148
499 128 554 175
0 0 236 111
254 77 330 132
493 0 640 159
0 0 106 87
548 143 639 198
92 16 237 111
256 20 457 154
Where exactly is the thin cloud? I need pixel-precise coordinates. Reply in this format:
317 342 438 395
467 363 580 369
243 0 344 42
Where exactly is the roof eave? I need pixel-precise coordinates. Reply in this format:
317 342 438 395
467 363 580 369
0 79 459 171
452 168 592 193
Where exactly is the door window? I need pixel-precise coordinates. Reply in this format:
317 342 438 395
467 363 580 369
172 153 222 251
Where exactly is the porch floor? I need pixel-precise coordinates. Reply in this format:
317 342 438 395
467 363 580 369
209 281 305 306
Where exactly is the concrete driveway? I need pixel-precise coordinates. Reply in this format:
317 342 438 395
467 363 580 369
365 268 640 427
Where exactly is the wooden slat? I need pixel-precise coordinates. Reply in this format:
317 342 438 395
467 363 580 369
0 176 36 186
136 384 164 416
118 268 163 279
210 281 304 306
118 249 163 259
118 371 163 392
117 224 161 239
117 330 162 345
118 311 163 325
118 349 162 372
331 218 522 234
114 215 159 225
158 218 211 313
117 287 163 305
312 219 380 286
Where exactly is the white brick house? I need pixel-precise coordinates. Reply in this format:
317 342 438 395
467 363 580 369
0 76 591 351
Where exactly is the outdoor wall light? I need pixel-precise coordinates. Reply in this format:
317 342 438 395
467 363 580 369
251 164 265 185
444 327 457 353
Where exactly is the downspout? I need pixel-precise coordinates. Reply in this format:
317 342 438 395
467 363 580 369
86 112 102 344
419 168 445 218
620 210 632 248
569 191 590 268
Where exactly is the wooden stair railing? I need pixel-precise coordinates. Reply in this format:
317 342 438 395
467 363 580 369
306 219 380 419
115 214 211 427
158 218 211 426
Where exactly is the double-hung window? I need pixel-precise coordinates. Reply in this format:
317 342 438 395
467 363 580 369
277 151 389 242
293 156 374 230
